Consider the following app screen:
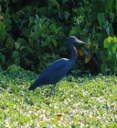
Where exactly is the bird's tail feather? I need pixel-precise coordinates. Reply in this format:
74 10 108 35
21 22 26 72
28 84 37 90
28 80 40 90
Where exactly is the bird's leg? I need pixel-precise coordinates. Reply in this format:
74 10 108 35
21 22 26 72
49 84 57 96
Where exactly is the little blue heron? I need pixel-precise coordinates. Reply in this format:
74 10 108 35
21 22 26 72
28 36 86 90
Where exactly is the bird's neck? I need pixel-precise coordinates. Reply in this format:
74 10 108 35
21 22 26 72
67 42 77 60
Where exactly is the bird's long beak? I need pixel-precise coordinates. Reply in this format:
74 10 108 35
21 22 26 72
75 38 86 46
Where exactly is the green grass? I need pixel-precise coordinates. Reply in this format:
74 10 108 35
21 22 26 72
0 69 117 128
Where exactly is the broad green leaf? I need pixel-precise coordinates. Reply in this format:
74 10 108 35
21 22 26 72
105 0 114 12
97 13 106 27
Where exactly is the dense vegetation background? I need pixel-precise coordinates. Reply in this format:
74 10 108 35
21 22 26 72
0 1 117 127
0 0 117 74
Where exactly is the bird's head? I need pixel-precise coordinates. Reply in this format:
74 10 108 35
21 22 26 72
67 36 86 46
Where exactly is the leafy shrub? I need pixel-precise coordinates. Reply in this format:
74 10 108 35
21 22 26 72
0 0 117 74
6 64 37 79
29 16 64 49
101 36 117 74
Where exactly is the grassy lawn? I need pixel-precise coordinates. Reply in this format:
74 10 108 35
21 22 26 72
0 69 117 128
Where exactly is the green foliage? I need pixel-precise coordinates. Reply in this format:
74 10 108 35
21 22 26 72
104 36 117 53
0 70 117 127
0 52 5 62
101 36 117 74
0 0 116 74
7 64 23 74
29 16 64 48
97 13 113 36
6 64 37 79
0 21 7 42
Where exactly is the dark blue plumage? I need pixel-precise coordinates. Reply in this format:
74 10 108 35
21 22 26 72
28 36 86 90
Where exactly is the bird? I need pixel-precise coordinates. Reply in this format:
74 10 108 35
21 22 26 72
28 36 86 90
